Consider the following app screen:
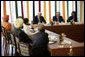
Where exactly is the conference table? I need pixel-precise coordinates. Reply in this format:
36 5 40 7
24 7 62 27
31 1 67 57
45 30 84 56
29 23 84 56
44 22 84 42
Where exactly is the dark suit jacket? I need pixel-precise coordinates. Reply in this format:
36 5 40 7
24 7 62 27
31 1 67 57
12 26 32 44
33 16 46 24
32 31 49 49
67 16 77 22
53 16 65 22
32 31 50 56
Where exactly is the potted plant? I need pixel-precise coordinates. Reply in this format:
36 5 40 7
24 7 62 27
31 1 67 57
51 20 54 26
70 19 75 25
59 33 66 44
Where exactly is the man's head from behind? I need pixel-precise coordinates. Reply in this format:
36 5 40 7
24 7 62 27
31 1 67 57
38 24 45 32
2 15 9 22
14 18 23 29
24 18 29 24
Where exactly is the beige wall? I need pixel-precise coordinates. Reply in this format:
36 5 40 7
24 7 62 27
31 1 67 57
80 1 84 23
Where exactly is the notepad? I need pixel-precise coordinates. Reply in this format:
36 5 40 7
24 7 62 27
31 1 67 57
61 40 71 44
58 45 64 48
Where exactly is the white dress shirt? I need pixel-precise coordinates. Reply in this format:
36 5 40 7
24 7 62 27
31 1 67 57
23 24 33 36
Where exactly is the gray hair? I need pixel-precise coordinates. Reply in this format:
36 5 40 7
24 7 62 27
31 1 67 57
38 25 45 32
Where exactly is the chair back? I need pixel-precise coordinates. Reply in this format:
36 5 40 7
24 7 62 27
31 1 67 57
1 26 11 43
10 33 22 56
19 42 30 56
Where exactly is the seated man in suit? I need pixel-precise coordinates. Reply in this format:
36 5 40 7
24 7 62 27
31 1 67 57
67 11 77 22
53 12 65 23
23 18 35 37
32 25 50 56
33 12 46 24
12 18 32 44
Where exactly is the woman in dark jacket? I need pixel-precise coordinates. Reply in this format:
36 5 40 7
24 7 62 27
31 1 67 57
67 11 77 22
